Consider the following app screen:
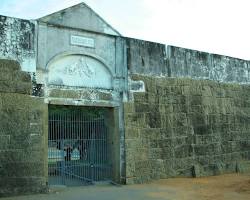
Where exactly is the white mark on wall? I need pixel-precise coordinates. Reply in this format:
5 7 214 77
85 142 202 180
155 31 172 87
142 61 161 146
129 78 145 92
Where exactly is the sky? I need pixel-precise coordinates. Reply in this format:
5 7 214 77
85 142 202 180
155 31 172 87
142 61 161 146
0 0 249 60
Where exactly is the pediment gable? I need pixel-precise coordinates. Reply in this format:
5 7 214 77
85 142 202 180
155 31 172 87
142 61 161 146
38 3 120 36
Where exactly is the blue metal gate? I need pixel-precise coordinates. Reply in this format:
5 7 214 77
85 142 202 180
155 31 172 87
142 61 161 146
48 106 112 186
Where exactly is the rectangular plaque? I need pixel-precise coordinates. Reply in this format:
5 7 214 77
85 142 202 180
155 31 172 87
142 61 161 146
70 35 95 48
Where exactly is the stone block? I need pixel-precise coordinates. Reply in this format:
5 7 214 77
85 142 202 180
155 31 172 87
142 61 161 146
193 125 212 135
194 143 219 156
190 95 202 106
0 59 20 72
145 112 161 128
13 71 31 82
125 127 140 139
192 164 205 177
213 161 225 175
0 135 10 150
236 161 250 173
174 145 193 158
0 162 45 177
133 92 148 103
176 168 193 177
126 177 137 185
124 103 135 113
134 103 150 113
0 177 47 197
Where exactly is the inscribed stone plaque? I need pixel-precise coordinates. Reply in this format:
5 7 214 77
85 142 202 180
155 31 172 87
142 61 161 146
70 35 95 48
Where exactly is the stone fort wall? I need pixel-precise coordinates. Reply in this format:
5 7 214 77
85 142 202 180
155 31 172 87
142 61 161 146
124 74 250 184
125 38 250 184
0 60 47 197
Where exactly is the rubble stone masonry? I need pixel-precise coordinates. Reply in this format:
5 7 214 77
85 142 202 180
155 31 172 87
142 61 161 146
124 74 250 184
0 60 47 197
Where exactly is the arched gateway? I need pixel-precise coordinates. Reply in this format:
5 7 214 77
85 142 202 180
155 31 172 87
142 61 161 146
46 54 119 186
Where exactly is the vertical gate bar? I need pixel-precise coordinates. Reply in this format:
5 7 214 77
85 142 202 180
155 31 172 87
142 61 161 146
93 114 95 181
102 119 108 180
84 111 86 184
73 109 75 184
98 116 100 180
70 108 72 184
55 111 58 185
50 112 52 184
91 114 94 182
80 110 82 184
102 117 104 180
67 108 69 184
56 111 59 185
82 110 84 184
103 117 105 180
55 111 57 185
59 111 61 185
87 112 89 182
98 114 100 179
50 111 52 183
54 112 56 185
90 113 92 181
51 112 55 184
87 113 90 181
96 116 98 181
59 110 60 185
60 110 62 185
99 115 104 179
92 114 94 181
55 112 57 184
85 111 86 184
94 114 97 181
102 116 104 180
74 109 76 184
71 109 73 183
72 109 73 184
48 112 50 183
94 114 96 181
104 117 108 180
98 115 100 181
100 116 102 180
78 109 81 184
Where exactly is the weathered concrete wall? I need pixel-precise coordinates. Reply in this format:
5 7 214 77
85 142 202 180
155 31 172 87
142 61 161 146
0 60 47 197
125 38 250 84
0 16 36 72
126 38 168 76
124 74 250 184
168 46 250 83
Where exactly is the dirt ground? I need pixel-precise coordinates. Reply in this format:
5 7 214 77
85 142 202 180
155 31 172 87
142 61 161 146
2 173 250 200
146 173 250 200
